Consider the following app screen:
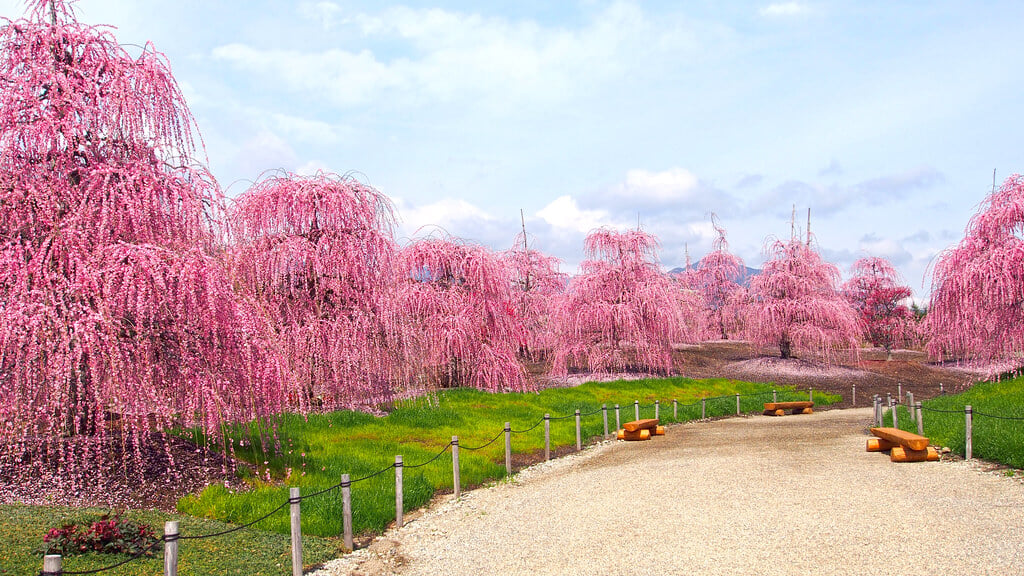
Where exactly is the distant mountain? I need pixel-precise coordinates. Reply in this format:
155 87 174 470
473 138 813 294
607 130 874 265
669 260 761 287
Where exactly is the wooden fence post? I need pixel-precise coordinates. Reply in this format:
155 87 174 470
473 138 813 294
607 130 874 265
873 396 880 427
735 394 740 415
615 405 620 431
908 392 915 422
575 409 581 451
395 455 404 528
164 520 179 576
634 400 640 421
965 406 973 461
654 400 660 421
342 474 353 551
891 397 899 429
773 390 777 403
602 405 608 439
809 389 814 403
290 487 303 576
43 555 61 576
916 402 923 436
673 399 678 420
940 383 944 395
452 435 461 499
898 383 902 403
504 422 512 476
852 384 856 407
544 415 550 460
701 398 706 419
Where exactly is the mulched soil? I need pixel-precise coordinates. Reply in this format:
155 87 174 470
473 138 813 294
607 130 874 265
0 341 989 512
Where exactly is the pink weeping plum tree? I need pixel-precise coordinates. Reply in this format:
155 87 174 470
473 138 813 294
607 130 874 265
395 235 529 392
746 231 860 362
841 256 915 360
502 231 568 362
552 228 686 375
0 1 287 483
927 174 1024 367
229 171 401 411
692 218 748 340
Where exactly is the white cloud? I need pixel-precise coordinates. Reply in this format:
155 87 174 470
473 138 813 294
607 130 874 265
857 236 914 267
295 160 331 176
395 197 495 237
209 2 710 110
618 168 699 203
233 130 299 181
759 2 807 17
537 195 612 234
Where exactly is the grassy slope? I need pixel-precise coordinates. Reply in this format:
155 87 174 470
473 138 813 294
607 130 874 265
890 376 1024 468
4 377 837 575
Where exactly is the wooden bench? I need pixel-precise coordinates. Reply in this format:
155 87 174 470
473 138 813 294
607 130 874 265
867 427 939 462
763 401 814 416
617 419 665 441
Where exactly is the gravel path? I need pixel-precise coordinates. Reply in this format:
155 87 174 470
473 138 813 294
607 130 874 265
313 408 1024 575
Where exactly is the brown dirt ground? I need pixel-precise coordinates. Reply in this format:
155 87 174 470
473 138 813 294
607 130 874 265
669 340 982 409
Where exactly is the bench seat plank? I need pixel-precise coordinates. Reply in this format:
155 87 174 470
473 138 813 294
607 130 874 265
623 418 659 432
870 427 929 451
763 401 813 411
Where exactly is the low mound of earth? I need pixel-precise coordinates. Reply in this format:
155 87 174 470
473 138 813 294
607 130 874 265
1 342 987 510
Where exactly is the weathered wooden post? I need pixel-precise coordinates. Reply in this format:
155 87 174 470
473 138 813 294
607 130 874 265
615 405 620 431
852 384 856 407
164 520 179 576
452 435 461 499
907 392 915 422
940 382 944 395
873 395 880 427
634 400 640 421
602 405 608 439
544 415 550 460
290 487 303 576
504 422 512 476
897 383 902 403
891 396 899 429
965 406 973 461
735 394 741 415
395 455 404 528
42 555 61 576
773 390 777 403
916 402 923 436
809 388 814 403
701 398 706 419
575 409 581 451
673 399 678 420
342 474 353 551
655 400 660 420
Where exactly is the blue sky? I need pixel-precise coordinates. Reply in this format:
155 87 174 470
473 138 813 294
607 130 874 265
4 0 1023 299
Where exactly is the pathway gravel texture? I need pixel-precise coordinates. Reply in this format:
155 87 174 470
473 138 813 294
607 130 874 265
312 408 1024 575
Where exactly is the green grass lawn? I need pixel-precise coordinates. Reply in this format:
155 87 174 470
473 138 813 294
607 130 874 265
0 504 344 576
4 377 837 575
178 377 835 538
887 375 1024 468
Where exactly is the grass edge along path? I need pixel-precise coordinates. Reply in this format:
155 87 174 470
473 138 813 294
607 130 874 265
886 375 1024 469
179 377 837 539
3 378 837 576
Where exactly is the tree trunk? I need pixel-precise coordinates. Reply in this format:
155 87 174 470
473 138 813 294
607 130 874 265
779 338 792 359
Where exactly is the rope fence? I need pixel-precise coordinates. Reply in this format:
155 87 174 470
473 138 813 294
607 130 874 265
874 388 1024 462
39 386 818 576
